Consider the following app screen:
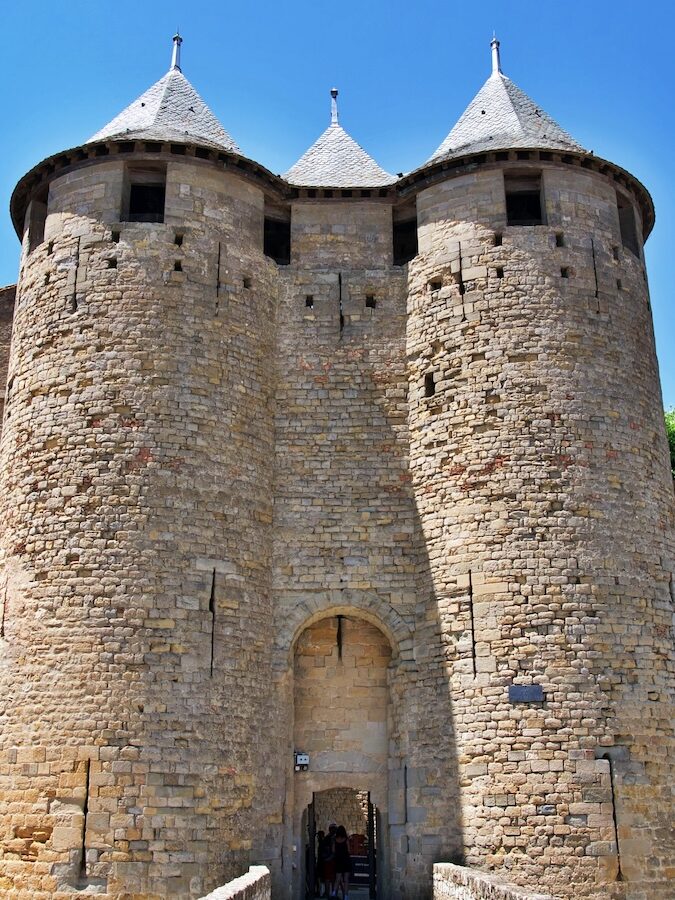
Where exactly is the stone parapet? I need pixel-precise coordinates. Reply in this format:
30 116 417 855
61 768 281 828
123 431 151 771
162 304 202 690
433 863 556 900
199 865 271 900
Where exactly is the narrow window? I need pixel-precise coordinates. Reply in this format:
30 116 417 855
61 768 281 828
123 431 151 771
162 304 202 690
424 373 436 397
429 278 442 294
612 245 620 261
496 267 504 279
305 295 314 309
111 230 120 244
365 294 376 309
263 217 291 265
555 232 564 247
243 277 251 289
27 188 48 252
493 232 503 246
616 279 622 291
108 258 117 269
123 164 167 223
505 171 544 226
173 260 182 272
560 267 569 278
341 190 353 198
47 241 54 255
617 192 639 256
174 233 184 247
44 273 50 285
393 218 418 266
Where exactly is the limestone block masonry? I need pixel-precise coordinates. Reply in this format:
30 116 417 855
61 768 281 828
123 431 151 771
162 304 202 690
0 43 673 900
433 863 554 900
199 865 271 900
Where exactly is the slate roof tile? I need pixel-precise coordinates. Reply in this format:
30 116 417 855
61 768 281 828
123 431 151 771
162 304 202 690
285 123 395 188
88 69 240 154
429 68 584 163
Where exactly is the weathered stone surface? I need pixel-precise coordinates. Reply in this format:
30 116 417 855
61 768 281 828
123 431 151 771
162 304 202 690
199 865 270 900
0 112 672 900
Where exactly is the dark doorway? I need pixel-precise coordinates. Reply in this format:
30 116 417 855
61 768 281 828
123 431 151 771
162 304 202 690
305 789 377 899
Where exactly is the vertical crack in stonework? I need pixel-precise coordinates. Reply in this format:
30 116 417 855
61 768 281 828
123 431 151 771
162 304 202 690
468 570 477 677
70 236 81 313
209 568 216 677
591 237 599 301
216 241 222 316
80 758 91 877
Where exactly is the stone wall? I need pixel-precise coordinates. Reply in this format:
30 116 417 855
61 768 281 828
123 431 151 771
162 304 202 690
313 788 369 837
0 284 15 429
408 163 675 898
0 155 279 897
0 144 672 900
199 865 271 900
433 863 555 900
268 196 465 900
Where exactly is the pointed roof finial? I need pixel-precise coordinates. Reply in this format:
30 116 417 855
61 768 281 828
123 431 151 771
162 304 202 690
171 31 183 72
330 88 339 126
491 33 502 76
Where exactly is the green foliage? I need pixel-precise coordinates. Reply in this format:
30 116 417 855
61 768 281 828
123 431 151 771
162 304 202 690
665 409 675 478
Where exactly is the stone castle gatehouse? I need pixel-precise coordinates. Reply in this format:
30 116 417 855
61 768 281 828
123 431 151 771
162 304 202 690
0 34 673 900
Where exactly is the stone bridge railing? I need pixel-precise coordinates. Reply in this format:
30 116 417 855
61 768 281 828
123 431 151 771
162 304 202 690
199 865 271 900
434 863 557 900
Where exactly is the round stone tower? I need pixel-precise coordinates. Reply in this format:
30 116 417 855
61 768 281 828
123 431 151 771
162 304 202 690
0 37 283 897
402 38 674 900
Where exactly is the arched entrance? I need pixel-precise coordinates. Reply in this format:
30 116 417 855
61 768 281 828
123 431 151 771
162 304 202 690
290 614 393 899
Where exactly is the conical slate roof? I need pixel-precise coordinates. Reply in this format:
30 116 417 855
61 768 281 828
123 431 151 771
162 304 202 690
429 39 585 163
285 90 395 188
87 36 240 154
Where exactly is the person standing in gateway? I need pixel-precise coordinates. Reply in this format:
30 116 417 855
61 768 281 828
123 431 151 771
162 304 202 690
333 825 352 899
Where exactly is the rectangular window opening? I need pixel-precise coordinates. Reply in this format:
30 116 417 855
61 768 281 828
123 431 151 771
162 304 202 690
496 267 504 279
612 245 620 261
305 295 314 309
27 188 49 253
617 278 622 290
555 232 565 247
560 267 569 278
365 294 376 309
493 232 503 246
47 240 54 255
429 278 442 293
341 190 353 198
617 192 639 257
123 164 167 224
243 276 251 289
173 260 182 272
264 217 291 266
195 147 211 160
107 257 117 269
174 233 184 247
505 171 544 226
111 230 120 244
424 373 436 397
393 218 418 266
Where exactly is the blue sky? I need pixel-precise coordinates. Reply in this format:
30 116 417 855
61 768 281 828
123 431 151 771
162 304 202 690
2 0 673 406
